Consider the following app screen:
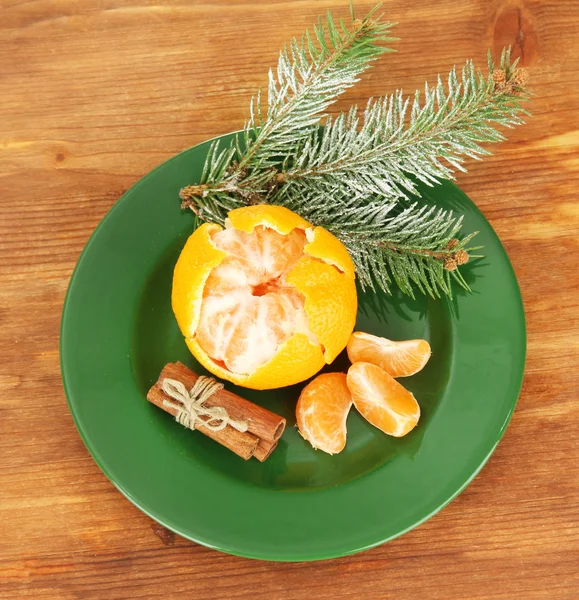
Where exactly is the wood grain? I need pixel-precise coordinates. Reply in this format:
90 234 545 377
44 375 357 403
1 0 578 598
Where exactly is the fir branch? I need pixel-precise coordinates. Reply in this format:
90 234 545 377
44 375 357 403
273 48 530 203
180 5 396 212
177 5 530 299
278 185 480 298
238 6 395 170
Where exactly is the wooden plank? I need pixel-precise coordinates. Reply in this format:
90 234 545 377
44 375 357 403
1 1 578 598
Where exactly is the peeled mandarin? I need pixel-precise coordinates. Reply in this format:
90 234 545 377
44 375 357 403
296 373 352 454
346 362 420 437
347 332 431 378
172 205 358 390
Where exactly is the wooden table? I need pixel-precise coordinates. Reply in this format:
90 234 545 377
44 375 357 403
2 1 578 598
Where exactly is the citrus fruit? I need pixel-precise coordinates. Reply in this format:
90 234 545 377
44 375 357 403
346 362 420 437
296 373 353 454
172 205 357 390
347 332 431 378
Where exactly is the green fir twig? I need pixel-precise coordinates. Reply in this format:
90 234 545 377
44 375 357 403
274 49 530 201
180 6 396 217
179 6 530 298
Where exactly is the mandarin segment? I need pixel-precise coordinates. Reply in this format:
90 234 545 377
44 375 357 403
222 297 279 374
264 292 300 340
296 373 353 454
211 227 264 276
195 292 246 361
347 332 431 378
255 226 307 279
347 362 420 437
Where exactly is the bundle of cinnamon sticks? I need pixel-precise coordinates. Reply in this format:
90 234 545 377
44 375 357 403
147 362 285 461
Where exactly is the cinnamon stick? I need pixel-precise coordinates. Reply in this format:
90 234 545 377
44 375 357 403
254 439 278 462
162 362 285 442
147 382 259 460
146 362 286 461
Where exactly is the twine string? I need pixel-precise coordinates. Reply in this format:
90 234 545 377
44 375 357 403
161 376 248 433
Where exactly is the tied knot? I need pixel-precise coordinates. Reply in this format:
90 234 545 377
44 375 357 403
161 377 248 433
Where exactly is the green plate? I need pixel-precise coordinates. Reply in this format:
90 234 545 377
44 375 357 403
60 133 526 561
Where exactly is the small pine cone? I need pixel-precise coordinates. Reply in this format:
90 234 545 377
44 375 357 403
446 238 459 250
444 257 458 271
492 69 507 88
455 249 469 265
511 68 529 87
